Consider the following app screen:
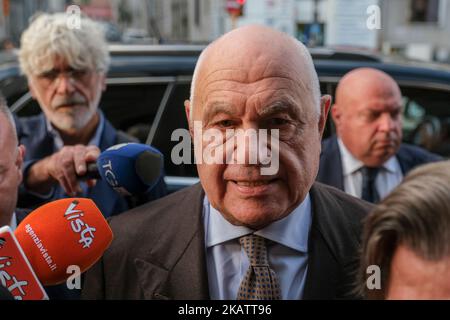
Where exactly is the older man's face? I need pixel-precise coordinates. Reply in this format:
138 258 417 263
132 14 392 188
28 56 106 133
333 70 403 167
188 52 329 229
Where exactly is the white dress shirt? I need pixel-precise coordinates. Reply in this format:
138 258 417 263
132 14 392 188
337 138 403 200
204 194 312 300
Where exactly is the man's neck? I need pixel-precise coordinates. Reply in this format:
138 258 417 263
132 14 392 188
58 113 100 146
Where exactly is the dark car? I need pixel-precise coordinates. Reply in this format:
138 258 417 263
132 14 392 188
3 45 450 192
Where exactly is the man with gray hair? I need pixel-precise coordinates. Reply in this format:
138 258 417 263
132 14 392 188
16 13 166 218
83 25 373 300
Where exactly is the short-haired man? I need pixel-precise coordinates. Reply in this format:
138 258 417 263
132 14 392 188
16 13 166 217
359 160 450 299
82 25 373 300
317 68 441 203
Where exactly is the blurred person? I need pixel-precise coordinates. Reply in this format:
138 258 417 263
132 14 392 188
358 160 450 299
317 68 441 203
0 38 16 64
16 13 166 218
1 38 15 51
82 25 373 300
0 98 25 229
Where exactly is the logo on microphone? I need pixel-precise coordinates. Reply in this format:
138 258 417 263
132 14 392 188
64 200 97 249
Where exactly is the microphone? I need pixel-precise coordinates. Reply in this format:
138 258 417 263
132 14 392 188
0 198 113 299
0 226 48 300
84 143 164 196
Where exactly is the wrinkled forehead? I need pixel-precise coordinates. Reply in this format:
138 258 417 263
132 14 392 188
40 54 83 72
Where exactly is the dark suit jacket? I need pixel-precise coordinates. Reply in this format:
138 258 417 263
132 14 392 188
81 182 373 300
317 135 442 191
0 285 13 300
15 114 167 218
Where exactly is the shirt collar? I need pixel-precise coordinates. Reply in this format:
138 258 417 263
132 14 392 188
204 194 312 253
46 110 105 150
337 137 397 174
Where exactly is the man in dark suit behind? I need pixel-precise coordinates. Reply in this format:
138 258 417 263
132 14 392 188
82 25 373 300
317 68 441 203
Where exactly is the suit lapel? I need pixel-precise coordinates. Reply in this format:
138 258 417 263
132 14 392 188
395 145 413 175
98 118 118 151
87 118 119 217
303 184 340 299
303 183 362 299
20 115 56 161
302 225 340 299
319 136 345 190
135 184 210 300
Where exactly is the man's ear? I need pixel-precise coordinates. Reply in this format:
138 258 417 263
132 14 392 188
318 95 332 138
330 101 342 126
184 100 193 136
16 144 26 184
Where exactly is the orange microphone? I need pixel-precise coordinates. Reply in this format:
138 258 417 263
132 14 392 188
14 198 113 286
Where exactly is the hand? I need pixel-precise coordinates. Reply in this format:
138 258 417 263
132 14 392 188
26 145 100 196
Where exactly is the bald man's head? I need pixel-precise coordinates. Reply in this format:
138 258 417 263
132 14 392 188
184 25 331 229
188 25 321 121
335 68 401 109
332 68 403 167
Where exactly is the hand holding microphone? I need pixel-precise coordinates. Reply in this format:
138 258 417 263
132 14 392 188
84 143 164 196
0 198 113 300
25 144 100 197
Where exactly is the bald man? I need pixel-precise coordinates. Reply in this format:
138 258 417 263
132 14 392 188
82 26 373 300
317 68 441 202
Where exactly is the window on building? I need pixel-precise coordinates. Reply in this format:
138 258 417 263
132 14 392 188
409 0 440 23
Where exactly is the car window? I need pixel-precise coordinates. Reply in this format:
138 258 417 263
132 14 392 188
101 82 167 142
401 86 450 156
13 81 169 144
150 82 198 178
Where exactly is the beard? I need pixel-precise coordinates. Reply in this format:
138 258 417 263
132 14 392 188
48 105 96 131
47 92 99 131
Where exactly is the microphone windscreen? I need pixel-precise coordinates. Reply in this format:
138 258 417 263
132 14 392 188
97 143 164 195
14 198 113 286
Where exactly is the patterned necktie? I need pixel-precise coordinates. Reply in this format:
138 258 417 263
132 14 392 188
237 234 282 300
361 166 380 203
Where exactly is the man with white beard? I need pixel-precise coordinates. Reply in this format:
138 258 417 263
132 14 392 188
16 13 166 219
